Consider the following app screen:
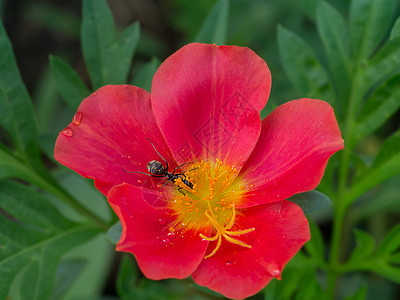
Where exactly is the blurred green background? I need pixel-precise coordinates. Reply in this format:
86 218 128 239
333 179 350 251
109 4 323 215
1 0 400 299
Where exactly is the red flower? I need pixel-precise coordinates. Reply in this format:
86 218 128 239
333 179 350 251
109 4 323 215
54 43 343 299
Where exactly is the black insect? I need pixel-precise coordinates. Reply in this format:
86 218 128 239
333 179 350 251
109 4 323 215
124 138 195 194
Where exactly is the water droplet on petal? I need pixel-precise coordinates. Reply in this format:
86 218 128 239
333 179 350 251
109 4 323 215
276 194 280 198
162 238 170 244
120 154 125 158
92 92 97 96
158 218 166 225
267 263 282 278
137 179 143 184
270 269 281 277
72 112 82 125
225 261 235 266
127 155 132 160
249 183 255 189
282 235 286 239
265 178 269 182
167 232 175 239
62 127 73 137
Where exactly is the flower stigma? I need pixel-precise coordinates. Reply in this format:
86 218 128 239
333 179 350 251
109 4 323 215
168 159 255 259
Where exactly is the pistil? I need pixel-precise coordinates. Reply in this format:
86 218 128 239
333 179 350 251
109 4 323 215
168 159 255 258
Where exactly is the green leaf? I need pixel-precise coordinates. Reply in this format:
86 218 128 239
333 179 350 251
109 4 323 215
375 223 400 256
368 263 400 284
106 221 122 245
118 22 140 80
362 37 400 95
372 128 400 172
50 56 91 111
316 1 351 115
350 0 396 61
0 181 99 300
50 259 87 300
277 26 333 102
304 219 325 266
348 230 375 263
130 57 161 92
0 21 41 166
353 74 400 148
287 190 332 214
348 129 400 205
81 0 140 88
298 0 322 20
344 286 367 300
116 255 188 300
116 256 138 300
81 0 115 88
390 16 400 40
193 0 229 45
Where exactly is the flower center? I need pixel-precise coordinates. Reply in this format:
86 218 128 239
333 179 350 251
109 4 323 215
168 159 255 259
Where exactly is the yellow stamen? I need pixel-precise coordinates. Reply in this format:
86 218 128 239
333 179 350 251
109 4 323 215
168 159 255 259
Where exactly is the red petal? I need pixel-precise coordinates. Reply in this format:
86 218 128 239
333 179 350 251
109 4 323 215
192 201 310 299
240 99 344 207
108 183 210 279
54 85 178 195
151 43 271 167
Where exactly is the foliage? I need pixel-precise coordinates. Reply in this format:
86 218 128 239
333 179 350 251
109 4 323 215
0 0 399 299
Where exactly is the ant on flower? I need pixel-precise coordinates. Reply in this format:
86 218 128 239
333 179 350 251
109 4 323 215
124 138 196 194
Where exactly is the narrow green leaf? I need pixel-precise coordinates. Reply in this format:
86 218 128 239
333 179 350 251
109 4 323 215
81 0 115 88
375 224 400 256
193 0 229 45
0 147 62 196
277 26 333 102
0 21 40 165
344 286 367 300
287 190 332 214
294 268 324 300
50 56 90 111
362 37 400 94
372 129 400 170
304 219 325 266
316 1 351 115
0 147 43 183
20 254 58 300
348 230 375 263
116 256 138 300
353 75 400 147
350 0 396 60
106 221 122 245
348 129 400 205
117 22 140 83
130 57 161 92
390 16 400 40
0 181 99 300
50 259 87 300
116 255 187 300
81 0 139 88
298 0 322 20
368 263 400 284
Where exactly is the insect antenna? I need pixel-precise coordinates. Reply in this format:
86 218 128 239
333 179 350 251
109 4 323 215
146 138 169 171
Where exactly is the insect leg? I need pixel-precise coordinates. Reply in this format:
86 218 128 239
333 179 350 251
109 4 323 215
172 161 197 174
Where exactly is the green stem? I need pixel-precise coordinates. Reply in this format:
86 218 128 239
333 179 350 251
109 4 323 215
327 71 364 299
1 149 109 229
37 175 109 230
